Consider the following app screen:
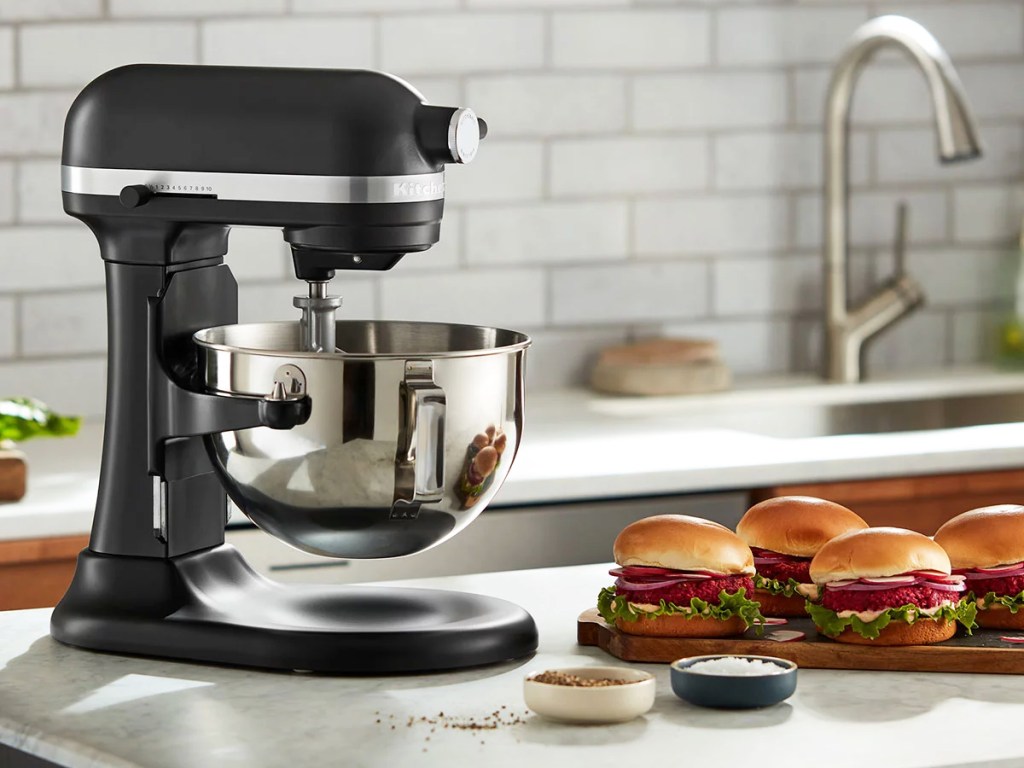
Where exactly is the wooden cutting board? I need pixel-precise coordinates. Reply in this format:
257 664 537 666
0 448 26 502
578 609 1024 675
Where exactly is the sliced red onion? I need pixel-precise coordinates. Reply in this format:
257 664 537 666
766 630 805 643
963 564 1024 580
615 578 690 591
975 562 1024 574
1000 636 1024 644
859 576 917 585
762 617 788 626
919 581 965 592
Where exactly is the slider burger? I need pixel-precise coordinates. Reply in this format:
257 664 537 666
736 496 868 617
597 514 764 637
807 527 976 645
934 505 1024 630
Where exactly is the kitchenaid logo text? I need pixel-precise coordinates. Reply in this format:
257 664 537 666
146 183 214 193
392 179 444 198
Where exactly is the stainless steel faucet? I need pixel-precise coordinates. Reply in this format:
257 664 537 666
824 15 982 383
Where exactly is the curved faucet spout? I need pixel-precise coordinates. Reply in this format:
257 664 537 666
824 15 982 383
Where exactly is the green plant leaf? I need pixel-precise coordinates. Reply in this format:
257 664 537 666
0 397 81 443
806 598 977 640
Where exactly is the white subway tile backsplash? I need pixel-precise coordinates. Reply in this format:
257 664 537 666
0 297 14 358
864 310 949 373
660 317 792 375
877 3 1024 59
0 0 99 21
16 159 61 224
634 196 788 257
550 262 708 325
2 0 1024 388
202 18 374 68
0 227 102 291
793 65 937 128
0 162 14 224
381 14 543 74
959 64 1024 121
633 72 788 132
239 278 377 324
20 288 105 356
0 92 78 156
465 201 628 266
0 28 13 90
0 356 106 416
907 247 1012 307
112 0 287 16
225 227 290 283
795 189 948 250
953 184 1024 244
524 327 630 391
444 142 543 204
20 22 197 88
713 256 823 317
951 308 1000 366
875 124 1023 185
550 136 707 197
714 131 869 191
552 10 710 70
465 75 626 137
381 269 545 328
295 0 455 10
716 6 866 66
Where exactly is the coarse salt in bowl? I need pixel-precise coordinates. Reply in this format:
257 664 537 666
670 655 797 709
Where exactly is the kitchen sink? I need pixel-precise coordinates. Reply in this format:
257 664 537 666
578 370 1024 441
710 391 1024 439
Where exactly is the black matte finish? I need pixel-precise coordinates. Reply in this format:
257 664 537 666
52 545 538 673
63 65 453 176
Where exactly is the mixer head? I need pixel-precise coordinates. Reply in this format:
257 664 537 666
61 64 486 276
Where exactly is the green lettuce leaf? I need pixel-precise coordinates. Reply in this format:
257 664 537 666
0 397 80 443
597 586 765 631
753 573 820 600
806 599 977 640
978 590 1024 614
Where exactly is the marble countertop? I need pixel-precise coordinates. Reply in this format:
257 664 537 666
2 563 1024 768
6 367 1024 541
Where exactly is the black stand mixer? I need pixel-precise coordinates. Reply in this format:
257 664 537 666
50 64 538 673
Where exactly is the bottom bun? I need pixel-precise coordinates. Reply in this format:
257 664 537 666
615 613 747 638
754 589 809 618
977 604 1024 630
825 618 956 646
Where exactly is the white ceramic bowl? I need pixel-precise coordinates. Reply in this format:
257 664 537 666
523 666 656 724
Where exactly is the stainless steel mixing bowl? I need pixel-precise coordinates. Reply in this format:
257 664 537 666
194 320 529 559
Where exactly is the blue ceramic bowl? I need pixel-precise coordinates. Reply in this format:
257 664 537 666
670 655 797 709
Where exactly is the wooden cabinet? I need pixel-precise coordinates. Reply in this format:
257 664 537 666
0 535 87 611
751 468 1024 535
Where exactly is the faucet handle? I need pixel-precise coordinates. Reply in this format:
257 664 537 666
893 201 908 279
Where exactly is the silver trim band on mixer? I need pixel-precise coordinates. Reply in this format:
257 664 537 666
61 165 446 204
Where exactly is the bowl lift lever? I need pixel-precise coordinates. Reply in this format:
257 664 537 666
50 64 536 673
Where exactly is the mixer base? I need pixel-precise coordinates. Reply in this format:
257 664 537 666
51 544 539 673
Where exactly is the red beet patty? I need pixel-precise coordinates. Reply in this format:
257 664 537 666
822 585 954 613
616 575 753 606
959 572 1024 599
751 548 812 583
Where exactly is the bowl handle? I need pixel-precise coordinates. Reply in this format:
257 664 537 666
392 360 446 516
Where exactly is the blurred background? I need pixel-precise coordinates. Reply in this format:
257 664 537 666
0 0 1021 415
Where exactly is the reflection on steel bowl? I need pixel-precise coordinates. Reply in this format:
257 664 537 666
194 320 529 559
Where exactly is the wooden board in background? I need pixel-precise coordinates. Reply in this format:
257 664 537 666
578 609 1024 675
0 449 26 502
0 534 88 611
751 468 1024 535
